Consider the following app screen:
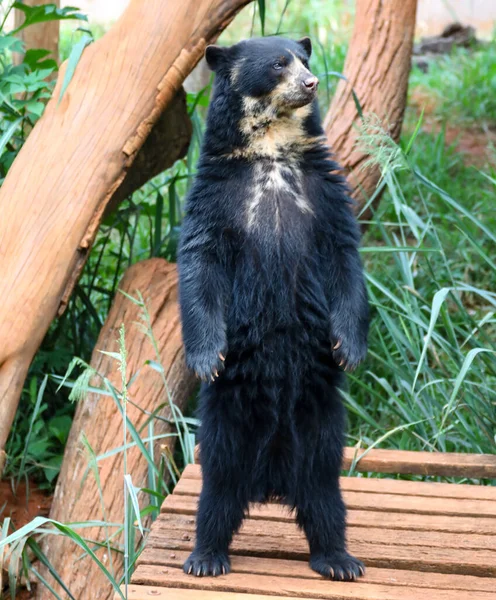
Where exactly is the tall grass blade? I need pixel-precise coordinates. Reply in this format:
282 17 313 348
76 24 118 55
58 33 92 105
412 287 451 391
17 375 48 488
257 0 265 36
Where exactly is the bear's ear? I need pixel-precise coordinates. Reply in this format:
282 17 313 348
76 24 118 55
205 45 229 71
297 37 312 58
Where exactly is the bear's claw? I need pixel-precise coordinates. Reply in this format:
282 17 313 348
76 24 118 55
310 552 365 581
183 550 230 578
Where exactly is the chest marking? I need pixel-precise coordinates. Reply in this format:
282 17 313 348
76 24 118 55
246 161 313 231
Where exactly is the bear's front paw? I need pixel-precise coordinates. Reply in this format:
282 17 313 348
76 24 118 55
310 551 365 581
186 343 227 383
183 550 230 577
331 334 367 371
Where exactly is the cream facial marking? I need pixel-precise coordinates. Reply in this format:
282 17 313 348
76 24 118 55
234 53 321 160
269 51 308 108
230 57 246 87
237 100 316 159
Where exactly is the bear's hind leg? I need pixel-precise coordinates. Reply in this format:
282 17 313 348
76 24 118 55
183 481 246 577
295 382 365 581
296 480 364 581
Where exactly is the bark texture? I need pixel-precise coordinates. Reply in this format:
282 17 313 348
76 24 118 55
325 0 418 216
0 0 251 454
103 87 192 217
40 259 197 600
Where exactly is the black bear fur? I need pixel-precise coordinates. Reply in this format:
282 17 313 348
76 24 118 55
177 36 369 581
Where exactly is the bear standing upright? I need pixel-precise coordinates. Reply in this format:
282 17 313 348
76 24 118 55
178 36 369 581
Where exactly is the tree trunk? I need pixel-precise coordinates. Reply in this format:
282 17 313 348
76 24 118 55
40 258 197 600
325 0 418 217
13 0 60 65
103 87 192 218
0 0 251 457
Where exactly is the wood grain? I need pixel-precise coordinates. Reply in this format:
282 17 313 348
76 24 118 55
152 512 496 552
161 494 496 535
39 259 197 600
123 588 317 600
148 526 496 577
171 478 496 518
136 549 496 593
181 463 496 500
342 448 496 479
128 567 496 600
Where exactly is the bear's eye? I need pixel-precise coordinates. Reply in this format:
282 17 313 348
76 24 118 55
272 61 284 70
302 59 309 69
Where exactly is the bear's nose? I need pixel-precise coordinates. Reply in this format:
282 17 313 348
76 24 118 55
303 76 319 91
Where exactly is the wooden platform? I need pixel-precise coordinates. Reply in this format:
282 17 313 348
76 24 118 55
123 448 496 600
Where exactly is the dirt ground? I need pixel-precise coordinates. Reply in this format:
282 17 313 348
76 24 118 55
1 480 51 530
1 481 51 599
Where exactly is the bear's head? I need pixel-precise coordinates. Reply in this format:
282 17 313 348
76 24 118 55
205 36 318 112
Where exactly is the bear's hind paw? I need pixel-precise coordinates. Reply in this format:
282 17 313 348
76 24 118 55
310 551 365 581
183 550 230 577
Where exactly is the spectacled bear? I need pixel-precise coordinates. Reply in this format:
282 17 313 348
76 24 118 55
177 36 369 581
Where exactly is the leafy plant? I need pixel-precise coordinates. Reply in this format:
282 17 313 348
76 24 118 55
0 1 88 182
10 3 85 34
346 119 496 456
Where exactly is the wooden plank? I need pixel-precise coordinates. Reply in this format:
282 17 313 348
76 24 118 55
192 447 496 478
172 479 496 518
148 526 496 577
136 548 496 593
129 566 496 599
121 587 316 600
152 512 496 552
342 448 496 478
161 494 496 535
181 464 496 501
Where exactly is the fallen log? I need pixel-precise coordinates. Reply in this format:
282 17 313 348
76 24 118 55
40 258 196 600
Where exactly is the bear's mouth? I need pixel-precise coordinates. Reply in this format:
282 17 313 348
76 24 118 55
282 87 317 109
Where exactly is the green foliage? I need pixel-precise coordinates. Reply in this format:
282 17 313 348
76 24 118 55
410 38 496 125
11 3 86 34
58 28 92 103
346 120 496 455
1 306 196 598
4 375 72 487
0 41 56 179
0 1 87 182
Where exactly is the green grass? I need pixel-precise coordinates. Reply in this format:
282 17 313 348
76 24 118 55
410 38 496 126
347 124 496 456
